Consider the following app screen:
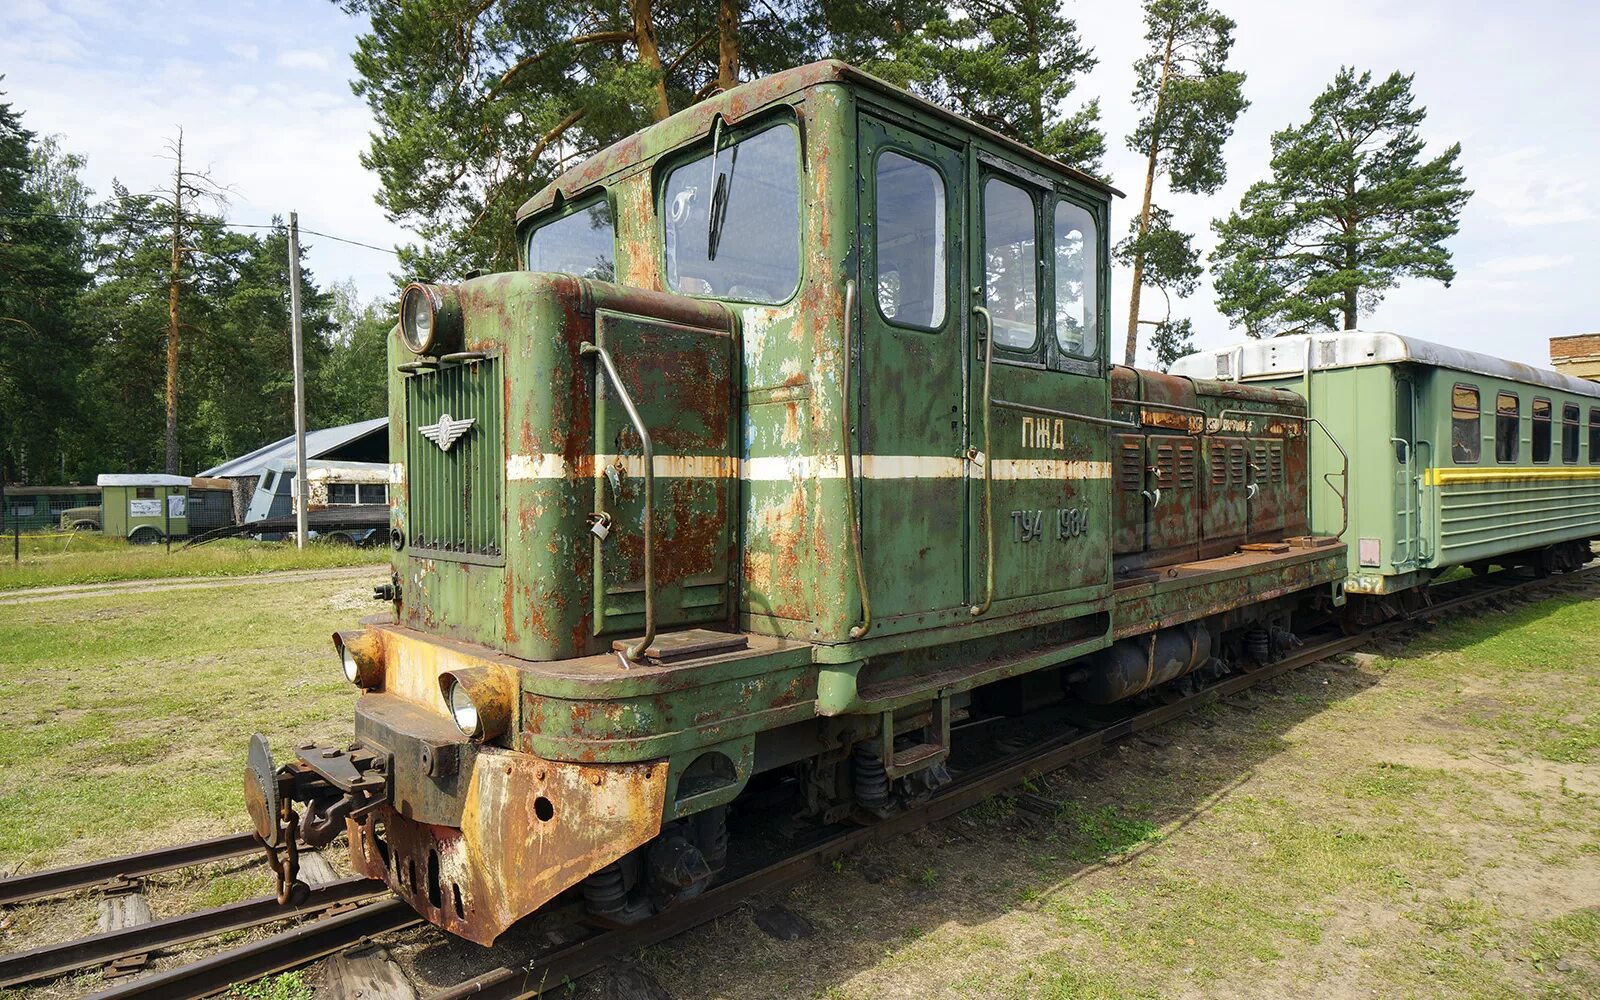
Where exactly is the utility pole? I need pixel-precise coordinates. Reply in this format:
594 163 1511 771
165 129 184 475
288 212 309 550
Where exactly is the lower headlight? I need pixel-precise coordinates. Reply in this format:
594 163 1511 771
447 679 480 738
333 629 385 690
438 666 514 742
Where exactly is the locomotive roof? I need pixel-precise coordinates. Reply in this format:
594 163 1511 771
517 60 1120 223
1171 331 1600 400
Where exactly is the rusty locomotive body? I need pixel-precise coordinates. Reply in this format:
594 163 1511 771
246 62 1351 945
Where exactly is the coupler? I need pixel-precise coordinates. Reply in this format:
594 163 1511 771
244 733 388 903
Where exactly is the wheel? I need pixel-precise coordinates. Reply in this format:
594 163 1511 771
321 533 355 546
128 526 163 545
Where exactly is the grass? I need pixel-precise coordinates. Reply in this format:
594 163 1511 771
0 532 385 590
0 574 373 868
630 578 1600 1000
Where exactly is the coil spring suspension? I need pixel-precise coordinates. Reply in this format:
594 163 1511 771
1243 624 1271 663
581 862 629 920
853 743 889 809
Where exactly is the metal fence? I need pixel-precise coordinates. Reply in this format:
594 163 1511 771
1 488 101 533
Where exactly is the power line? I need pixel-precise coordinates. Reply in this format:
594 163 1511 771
0 208 404 256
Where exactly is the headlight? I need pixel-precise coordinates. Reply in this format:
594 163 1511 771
447 680 480 737
438 666 515 741
398 282 463 356
333 629 385 689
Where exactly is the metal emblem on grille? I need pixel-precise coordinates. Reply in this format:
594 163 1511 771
419 412 475 452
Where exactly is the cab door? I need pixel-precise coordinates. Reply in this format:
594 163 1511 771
854 115 968 619
969 160 1110 611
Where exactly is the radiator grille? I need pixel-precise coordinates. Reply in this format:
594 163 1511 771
405 357 503 559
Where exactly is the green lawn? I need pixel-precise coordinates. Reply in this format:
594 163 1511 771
0 533 385 591
0 573 1596 999
638 583 1600 1000
0 574 378 869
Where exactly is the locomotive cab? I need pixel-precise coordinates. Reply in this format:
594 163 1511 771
247 61 1348 945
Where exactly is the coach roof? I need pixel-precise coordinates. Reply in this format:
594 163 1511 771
517 59 1120 223
1172 331 1600 400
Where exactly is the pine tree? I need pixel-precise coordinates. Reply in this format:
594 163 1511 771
0 86 90 484
1122 0 1246 365
1210 68 1470 335
1149 317 1194 372
340 0 1104 276
870 0 1104 169
343 0 816 277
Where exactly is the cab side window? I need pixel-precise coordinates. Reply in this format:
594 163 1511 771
1451 384 1480 464
1532 397 1552 463
875 151 947 329
1052 200 1097 360
982 176 1038 352
1562 403 1580 463
1495 392 1519 463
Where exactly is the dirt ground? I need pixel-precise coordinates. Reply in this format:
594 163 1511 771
2 577 1596 999
595 583 1600 1000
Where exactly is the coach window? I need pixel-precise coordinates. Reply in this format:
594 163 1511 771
1451 384 1480 464
982 176 1039 352
1563 403 1580 463
1532 397 1552 463
527 195 615 281
1495 392 1519 463
875 151 947 328
662 121 800 303
1053 199 1098 359
1590 409 1600 465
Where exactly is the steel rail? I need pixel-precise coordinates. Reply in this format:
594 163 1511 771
84 898 420 1000
0 832 260 905
0 876 386 988
49 564 1592 1000
429 564 1598 1000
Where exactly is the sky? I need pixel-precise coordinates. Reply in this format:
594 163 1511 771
3 0 1597 367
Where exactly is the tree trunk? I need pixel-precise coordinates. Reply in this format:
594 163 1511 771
1343 287 1357 330
631 0 671 122
717 0 739 91
165 130 183 475
1124 26 1177 367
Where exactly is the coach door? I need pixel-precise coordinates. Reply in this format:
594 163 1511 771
968 158 1110 612
854 115 968 620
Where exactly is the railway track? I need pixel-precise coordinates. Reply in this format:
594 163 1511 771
3 564 1591 998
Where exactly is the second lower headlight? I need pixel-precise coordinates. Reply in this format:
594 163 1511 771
438 665 515 742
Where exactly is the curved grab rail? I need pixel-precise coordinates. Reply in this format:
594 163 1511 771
1216 408 1350 540
970 305 996 618
840 280 871 639
580 341 655 662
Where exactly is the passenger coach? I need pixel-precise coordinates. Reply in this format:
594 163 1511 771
1174 333 1600 619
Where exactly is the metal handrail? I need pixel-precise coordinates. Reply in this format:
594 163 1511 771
970 305 995 618
581 341 655 662
1216 408 1350 540
841 280 871 639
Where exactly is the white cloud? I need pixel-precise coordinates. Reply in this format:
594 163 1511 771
1472 147 1593 228
225 43 261 62
276 49 332 72
1474 254 1574 275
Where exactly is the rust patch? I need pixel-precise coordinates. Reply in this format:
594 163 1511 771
349 748 668 946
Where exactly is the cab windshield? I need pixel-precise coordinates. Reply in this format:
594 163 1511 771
662 123 800 304
526 198 615 281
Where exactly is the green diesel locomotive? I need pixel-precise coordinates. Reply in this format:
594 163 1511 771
247 61 1362 945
